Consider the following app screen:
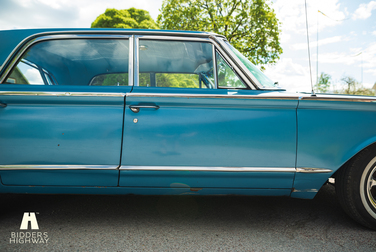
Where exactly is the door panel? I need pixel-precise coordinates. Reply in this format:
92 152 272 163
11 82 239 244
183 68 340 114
0 85 130 186
120 87 297 189
0 36 131 187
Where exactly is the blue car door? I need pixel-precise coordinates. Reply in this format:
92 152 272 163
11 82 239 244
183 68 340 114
0 35 132 186
119 37 297 194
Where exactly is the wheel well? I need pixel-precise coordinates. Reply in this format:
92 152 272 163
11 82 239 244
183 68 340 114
332 141 376 180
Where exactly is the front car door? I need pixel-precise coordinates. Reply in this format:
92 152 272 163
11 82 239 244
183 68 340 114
0 34 132 186
119 35 297 195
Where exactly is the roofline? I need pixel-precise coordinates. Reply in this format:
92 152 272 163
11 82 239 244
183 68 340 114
0 28 226 75
0 28 225 38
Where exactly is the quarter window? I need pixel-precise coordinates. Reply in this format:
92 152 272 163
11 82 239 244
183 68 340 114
216 52 246 89
5 39 130 86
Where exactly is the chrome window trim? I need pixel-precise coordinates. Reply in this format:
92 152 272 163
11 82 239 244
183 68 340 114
296 167 333 173
214 37 263 89
0 91 126 97
209 37 256 90
126 92 376 102
0 30 222 75
126 92 299 100
0 165 119 170
134 36 140 86
128 35 134 87
135 36 213 88
212 44 218 89
135 35 254 90
120 166 295 172
136 35 212 42
0 34 132 84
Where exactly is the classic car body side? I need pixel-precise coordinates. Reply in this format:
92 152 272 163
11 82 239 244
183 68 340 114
0 29 375 229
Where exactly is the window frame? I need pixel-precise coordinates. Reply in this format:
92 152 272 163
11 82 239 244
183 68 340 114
0 34 133 86
215 50 247 89
133 35 254 90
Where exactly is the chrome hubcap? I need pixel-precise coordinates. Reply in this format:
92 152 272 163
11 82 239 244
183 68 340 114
360 157 376 218
367 167 376 209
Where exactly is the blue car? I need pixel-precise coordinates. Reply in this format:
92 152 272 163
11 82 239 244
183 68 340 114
0 28 375 230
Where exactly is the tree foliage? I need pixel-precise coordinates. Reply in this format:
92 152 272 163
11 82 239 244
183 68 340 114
157 0 282 66
140 73 200 88
314 72 331 93
334 76 375 96
91 8 158 29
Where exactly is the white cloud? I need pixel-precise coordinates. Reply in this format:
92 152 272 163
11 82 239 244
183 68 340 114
364 69 376 77
263 58 312 92
352 1 376 20
25 68 44 84
272 0 347 36
317 43 376 70
291 36 343 50
0 0 164 30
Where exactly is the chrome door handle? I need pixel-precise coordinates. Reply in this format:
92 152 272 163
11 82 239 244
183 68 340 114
0 102 6 108
129 105 159 113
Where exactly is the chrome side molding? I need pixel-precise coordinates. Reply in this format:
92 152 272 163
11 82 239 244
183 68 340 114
0 165 332 173
296 167 332 173
0 91 126 97
0 165 119 170
120 166 296 172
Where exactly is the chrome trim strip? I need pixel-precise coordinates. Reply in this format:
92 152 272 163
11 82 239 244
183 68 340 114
301 96 376 102
0 30 222 74
128 35 134 87
212 44 218 88
209 37 255 90
0 91 126 97
136 35 211 42
134 36 140 87
126 92 299 100
296 167 333 173
120 166 295 172
126 93 376 103
292 188 318 193
0 165 119 170
213 37 261 89
0 34 131 84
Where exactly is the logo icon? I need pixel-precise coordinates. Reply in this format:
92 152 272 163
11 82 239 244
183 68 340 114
20 212 39 230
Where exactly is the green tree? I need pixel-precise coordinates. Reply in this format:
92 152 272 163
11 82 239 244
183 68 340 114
91 8 159 29
334 76 375 96
157 0 282 66
314 72 331 93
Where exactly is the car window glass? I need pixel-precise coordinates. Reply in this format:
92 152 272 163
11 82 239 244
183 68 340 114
5 39 129 86
138 40 214 88
216 52 246 89
225 41 275 88
6 60 44 85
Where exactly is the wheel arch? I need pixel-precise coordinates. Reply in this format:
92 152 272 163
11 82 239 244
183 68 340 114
292 139 376 200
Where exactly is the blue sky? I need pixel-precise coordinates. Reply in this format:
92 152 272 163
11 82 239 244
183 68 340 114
0 0 375 92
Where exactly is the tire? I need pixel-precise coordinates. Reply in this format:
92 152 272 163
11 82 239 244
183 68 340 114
336 146 376 230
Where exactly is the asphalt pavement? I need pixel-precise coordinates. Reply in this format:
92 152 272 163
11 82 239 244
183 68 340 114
0 184 375 252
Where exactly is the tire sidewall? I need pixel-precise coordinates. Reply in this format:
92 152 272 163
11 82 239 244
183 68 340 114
352 150 376 226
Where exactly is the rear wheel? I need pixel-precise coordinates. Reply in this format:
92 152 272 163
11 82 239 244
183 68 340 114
336 146 376 230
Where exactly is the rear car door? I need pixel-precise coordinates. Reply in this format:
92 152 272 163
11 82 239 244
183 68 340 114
119 36 297 193
0 34 132 186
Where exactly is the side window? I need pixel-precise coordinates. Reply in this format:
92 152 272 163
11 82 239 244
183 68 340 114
6 60 45 85
216 52 246 89
138 40 214 88
4 39 129 86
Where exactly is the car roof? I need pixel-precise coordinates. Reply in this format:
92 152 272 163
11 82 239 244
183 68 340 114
0 28 223 71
